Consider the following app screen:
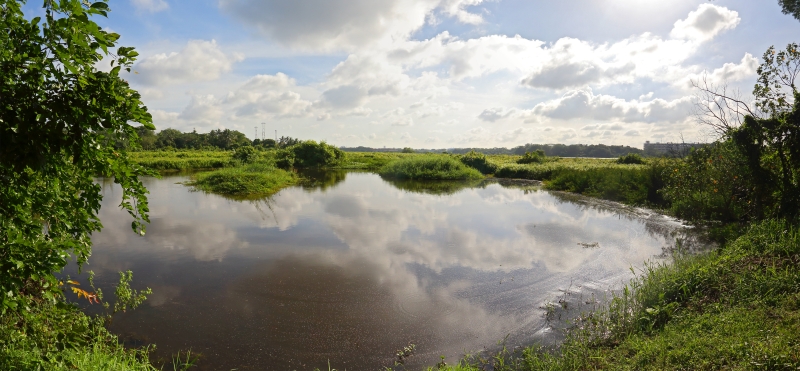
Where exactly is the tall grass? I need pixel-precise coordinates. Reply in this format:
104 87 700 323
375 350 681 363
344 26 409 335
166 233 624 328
495 158 671 206
0 300 158 371
379 156 484 180
190 163 297 198
131 150 234 170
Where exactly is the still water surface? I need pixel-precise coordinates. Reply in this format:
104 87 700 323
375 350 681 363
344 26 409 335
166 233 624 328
70 171 693 370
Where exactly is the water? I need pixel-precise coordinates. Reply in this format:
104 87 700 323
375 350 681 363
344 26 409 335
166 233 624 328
67 171 696 370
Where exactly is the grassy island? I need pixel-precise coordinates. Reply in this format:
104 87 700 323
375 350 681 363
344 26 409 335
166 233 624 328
378 156 484 180
190 163 298 198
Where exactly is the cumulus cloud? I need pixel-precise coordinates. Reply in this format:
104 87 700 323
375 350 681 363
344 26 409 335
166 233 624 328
134 40 243 86
670 4 740 41
218 0 432 51
478 107 515 122
679 53 758 88
130 0 168 13
522 90 693 124
178 95 224 124
440 0 487 25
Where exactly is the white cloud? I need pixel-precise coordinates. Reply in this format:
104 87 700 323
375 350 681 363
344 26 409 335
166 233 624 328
478 107 515 122
178 95 224 124
130 0 168 13
523 90 693 124
134 40 243 86
670 4 739 41
218 0 433 51
440 0 487 25
679 53 758 88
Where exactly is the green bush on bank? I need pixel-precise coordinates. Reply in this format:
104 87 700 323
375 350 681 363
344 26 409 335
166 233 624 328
379 156 484 180
191 163 298 197
276 140 345 169
458 151 498 174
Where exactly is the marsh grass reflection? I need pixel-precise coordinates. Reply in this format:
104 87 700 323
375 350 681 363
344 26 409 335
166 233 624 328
383 178 486 195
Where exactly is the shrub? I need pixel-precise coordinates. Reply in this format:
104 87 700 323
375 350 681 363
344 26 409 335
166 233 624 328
616 153 646 165
517 149 546 164
232 145 258 164
276 140 345 169
459 151 498 174
402 147 415 153
379 156 484 180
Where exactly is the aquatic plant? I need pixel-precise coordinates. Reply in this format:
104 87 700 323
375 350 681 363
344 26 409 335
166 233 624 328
190 163 298 197
379 156 484 180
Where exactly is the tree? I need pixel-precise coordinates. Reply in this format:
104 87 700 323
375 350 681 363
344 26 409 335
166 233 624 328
780 0 800 21
693 43 800 219
1 0 152 311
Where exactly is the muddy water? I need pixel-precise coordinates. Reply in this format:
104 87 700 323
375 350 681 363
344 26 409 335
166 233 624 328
68 172 695 370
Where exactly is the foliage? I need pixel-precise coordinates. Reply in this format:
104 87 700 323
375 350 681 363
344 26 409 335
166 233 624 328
459 150 498 174
616 153 646 165
0 0 152 313
661 141 757 222
191 163 298 198
781 0 800 21
276 140 346 169
516 150 546 164
379 156 484 180
401 147 415 153
232 145 258 164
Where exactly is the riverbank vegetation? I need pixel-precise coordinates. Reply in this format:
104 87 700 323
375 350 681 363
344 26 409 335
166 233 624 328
190 163 298 198
1 1 164 369
425 42 800 371
378 156 484 180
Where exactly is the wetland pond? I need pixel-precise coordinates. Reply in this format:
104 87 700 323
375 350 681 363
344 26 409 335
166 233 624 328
67 171 700 370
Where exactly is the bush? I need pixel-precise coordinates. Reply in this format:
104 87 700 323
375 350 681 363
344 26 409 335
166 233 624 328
459 151 498 174
402 147 415 153
276 140 345 169
517 149 546 164
379 156 484 180
616 153 646 165
232 145 258 164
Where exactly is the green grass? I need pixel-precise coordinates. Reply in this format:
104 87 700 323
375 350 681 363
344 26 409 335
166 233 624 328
335 152 417 170
0 301 159 371
494 157 671 206
190 163 298 198
429 219 800 370
130 150 234 170
378 156 484 180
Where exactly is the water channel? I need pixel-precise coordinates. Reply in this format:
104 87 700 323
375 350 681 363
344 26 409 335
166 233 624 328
66 171 698 370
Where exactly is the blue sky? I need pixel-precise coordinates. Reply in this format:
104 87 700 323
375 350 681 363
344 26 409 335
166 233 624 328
50 0 800 148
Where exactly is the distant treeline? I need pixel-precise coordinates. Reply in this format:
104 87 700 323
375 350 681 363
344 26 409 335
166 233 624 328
122 128 300 150
341 144 644 158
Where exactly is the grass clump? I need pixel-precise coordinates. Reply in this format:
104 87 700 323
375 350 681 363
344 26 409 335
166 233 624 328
616 152 646 165
379 156 484 180
517 150 547 164
191 163 297 197
458 151 498 174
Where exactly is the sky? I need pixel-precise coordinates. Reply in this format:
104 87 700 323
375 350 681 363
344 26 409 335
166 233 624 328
29 0 800 148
